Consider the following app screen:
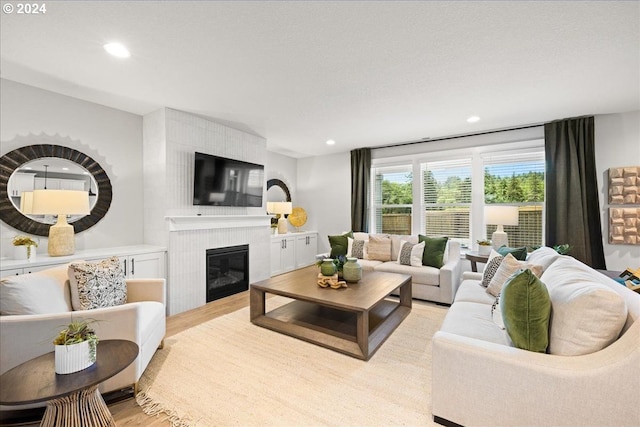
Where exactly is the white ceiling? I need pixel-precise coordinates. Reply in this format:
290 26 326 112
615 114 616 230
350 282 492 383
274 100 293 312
1 1 638 158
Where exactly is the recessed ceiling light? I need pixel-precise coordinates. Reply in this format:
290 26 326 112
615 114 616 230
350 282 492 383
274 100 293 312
62 167 69 171
104 42 130 58
467 116 480 123
326 139 336 146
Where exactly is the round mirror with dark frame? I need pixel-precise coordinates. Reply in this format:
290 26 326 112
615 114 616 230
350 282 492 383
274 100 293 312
0 144 113 236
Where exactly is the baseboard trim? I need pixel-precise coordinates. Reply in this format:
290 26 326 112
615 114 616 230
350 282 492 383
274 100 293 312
433 415 464 427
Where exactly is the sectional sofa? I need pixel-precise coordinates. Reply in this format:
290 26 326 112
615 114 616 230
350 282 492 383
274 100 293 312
432 247 640 426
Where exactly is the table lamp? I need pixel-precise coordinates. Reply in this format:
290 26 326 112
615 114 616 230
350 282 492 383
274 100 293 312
484 205 519 249
31 190 90 256
267 202 293 234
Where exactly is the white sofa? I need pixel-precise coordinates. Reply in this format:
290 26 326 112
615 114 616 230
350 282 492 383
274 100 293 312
0 263 166 409
432 248 640 426
323 232 462 304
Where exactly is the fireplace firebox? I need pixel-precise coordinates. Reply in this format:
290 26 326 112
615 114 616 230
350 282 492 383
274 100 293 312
206 245 249 302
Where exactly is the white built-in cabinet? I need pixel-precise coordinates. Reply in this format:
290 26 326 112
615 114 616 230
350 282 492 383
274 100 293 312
0 245 167 280
270 231 317 276
8 173 36 197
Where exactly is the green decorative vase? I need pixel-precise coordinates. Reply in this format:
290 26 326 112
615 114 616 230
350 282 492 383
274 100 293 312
342 257 362 283
320 259 337 276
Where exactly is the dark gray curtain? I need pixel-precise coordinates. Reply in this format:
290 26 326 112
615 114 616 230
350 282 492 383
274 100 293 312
351 148 371 232
544 116 606 269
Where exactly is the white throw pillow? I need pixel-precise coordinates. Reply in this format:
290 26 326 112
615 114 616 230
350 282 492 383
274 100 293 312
396 240 425 267
547 280 627 356
68 256 127 310
0 272 71 315
486 253 542 297
526 246 561 272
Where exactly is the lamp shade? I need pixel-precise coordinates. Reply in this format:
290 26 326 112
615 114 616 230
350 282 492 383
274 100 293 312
484 206 519 226
31 190 91 216
269 202 292 215
20 191 34 214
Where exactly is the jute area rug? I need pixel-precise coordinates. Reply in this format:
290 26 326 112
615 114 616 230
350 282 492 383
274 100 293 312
136 297 448 427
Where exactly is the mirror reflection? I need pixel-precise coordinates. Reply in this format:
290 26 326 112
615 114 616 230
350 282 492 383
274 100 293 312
267 185 288 203
8 157 98 224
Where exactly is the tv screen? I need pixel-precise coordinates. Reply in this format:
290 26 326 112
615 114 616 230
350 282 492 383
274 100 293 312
193 152 264 207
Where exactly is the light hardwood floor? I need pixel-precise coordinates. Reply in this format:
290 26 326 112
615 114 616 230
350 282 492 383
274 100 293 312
9 291 252 427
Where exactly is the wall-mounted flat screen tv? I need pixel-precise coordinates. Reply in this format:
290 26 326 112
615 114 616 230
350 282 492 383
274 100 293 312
193 152 264 207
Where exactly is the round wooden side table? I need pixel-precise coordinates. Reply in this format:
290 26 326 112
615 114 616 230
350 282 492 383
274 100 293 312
0 339 138 427
465 251 490 272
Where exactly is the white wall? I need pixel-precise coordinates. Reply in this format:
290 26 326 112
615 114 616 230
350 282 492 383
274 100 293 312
595 110 640 271
0 79 144 256
266 151 297 203
297 152 351 254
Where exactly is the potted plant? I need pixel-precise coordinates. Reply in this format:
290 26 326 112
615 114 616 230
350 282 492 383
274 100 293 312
476 239 492 255
53 319 99 374
12 235 38 261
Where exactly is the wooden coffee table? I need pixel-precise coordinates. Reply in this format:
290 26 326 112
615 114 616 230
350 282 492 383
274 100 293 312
250 267 411 360
0 339 138 427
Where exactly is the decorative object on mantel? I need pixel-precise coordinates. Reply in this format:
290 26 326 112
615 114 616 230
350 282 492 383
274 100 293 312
476 239 492 255
12 235 38 261
608 166 640 204
317 273 347 289
53 318 99 374
267 202 293 234
342 257 362 283
288 207 308 231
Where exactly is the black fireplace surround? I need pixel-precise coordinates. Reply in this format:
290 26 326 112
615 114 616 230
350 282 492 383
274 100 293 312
206 245 249 302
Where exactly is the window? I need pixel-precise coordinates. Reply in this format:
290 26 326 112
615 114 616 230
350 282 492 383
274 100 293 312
483 152 545 249
371 164 412 234
421 159 472 247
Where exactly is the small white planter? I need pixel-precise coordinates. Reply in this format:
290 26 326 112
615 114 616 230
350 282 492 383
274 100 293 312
13 245 36 262
478 245 491 256
55 340 97 374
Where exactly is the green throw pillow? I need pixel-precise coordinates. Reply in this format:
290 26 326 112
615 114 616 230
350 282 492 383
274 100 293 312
500 269 551 353
418 235 449 268
328 232 353 258
497 245 528 261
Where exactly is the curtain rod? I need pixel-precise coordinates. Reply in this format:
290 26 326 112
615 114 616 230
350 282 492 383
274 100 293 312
374 123 545 150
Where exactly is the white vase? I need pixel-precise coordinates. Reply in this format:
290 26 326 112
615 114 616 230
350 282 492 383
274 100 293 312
55 340 97 374
13 245 36 261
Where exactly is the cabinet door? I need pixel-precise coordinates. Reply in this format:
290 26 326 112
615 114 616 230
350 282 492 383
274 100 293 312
8 173 36 197
124 252 166 279
34 177 61 190
295 234 318 268
59 179 86 191
1 268 24 276
270 239 284 276
281 236 296 272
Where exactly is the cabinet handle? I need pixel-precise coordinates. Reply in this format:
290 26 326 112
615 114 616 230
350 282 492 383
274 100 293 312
124 259 127 276
131 258 135 276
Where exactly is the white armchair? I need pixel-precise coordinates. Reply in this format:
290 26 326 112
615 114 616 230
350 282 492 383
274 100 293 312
0 264 166 409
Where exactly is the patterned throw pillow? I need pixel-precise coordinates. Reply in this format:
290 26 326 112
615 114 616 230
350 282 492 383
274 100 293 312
481 251 504 287
491 295 505 330
397 241 425 267
68 256 127 310
367 234 392 261
351 239 367 259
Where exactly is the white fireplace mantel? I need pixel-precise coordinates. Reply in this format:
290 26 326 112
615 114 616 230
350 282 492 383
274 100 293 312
165 215 271 232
